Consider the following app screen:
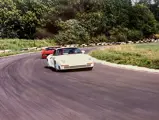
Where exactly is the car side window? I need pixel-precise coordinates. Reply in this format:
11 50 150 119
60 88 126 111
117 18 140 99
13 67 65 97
53 49 63 56
57 49 63 55
74 48 82 54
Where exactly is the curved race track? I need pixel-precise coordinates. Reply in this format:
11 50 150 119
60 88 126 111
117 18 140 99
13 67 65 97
0 48 159 120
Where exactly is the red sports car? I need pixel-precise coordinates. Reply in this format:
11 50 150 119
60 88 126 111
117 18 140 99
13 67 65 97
41 46 60 59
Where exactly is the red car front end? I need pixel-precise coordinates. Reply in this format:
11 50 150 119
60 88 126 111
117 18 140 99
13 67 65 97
41 47 59 59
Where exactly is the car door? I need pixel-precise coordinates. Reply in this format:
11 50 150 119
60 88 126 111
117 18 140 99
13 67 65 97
51 49 62 67
49 49 62 67
48 50 57 67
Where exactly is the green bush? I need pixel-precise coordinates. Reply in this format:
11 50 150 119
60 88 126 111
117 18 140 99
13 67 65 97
127 29 143 41
114 33 127 42
34 28 54 39
55 19 90 45
109 27 128 42
91 34 108 43
129 4 158 36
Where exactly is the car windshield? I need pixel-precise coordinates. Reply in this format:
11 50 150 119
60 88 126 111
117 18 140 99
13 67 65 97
56 48 82 55
46 47 60 50
45 47 55 50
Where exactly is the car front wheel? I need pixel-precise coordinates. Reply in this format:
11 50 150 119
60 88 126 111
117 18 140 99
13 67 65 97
88 67 93 70
54 61 61 72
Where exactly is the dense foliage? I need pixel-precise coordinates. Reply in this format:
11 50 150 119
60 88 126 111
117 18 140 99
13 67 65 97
0 0 159 44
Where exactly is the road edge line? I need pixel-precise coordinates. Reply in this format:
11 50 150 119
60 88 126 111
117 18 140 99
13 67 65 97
92 57 159 74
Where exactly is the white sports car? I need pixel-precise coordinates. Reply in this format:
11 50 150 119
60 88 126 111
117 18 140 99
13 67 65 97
46 47 94 71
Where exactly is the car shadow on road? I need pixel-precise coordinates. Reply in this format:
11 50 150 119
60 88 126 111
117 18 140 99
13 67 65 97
44 66 93 73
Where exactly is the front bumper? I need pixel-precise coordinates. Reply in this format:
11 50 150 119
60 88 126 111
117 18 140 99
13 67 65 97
60 63 94 70
42 54 49 59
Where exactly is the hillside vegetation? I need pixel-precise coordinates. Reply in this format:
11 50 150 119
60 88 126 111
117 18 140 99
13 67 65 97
0 0 159 45
90 43 159 69
0 39 55 51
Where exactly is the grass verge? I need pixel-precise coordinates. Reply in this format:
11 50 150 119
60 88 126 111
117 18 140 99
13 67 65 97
0 39 56 57
0 39 56 51
0 50 40 57
90 43 159 69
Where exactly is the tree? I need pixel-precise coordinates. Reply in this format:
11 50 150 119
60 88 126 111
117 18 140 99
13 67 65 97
0 0 20 38
0 0 158 41
129 4 158 36
13 0 47 39
76 12 104 37
55 19 90 45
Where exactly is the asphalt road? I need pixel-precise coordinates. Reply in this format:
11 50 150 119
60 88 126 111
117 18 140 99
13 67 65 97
0 47 159 120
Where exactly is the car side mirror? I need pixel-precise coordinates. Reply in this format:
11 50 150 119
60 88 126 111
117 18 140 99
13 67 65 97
81 50 85 54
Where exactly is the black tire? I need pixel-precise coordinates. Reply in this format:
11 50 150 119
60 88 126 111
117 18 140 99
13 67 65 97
87 67 93 70
54 61 57 71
